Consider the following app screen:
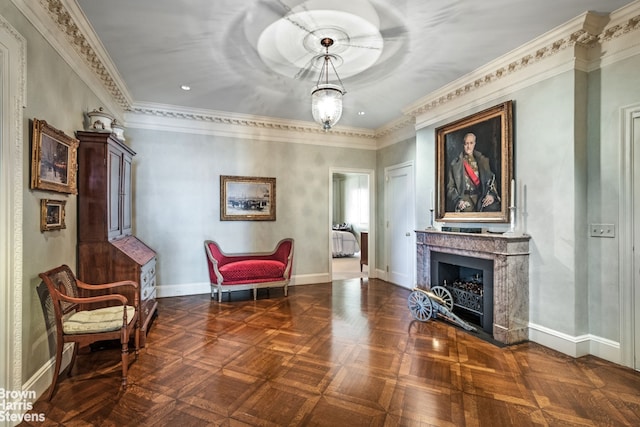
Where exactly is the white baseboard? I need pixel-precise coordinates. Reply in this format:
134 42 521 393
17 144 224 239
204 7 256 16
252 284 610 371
22 343 74 401
155 273 332 298
291 273 330 286
156 281 210 298
374 268 386 281
528 322 620 363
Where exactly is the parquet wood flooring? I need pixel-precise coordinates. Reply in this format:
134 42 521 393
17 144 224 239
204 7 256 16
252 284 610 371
21 278 640 426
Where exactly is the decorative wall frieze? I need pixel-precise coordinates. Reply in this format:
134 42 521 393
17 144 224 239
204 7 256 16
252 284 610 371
403 7 640 125
36 0 131 111
15 0 640 146
125 103 378 149
600 14 640 41
128 104 376 140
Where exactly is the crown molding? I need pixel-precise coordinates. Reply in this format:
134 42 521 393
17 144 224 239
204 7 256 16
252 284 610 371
402 3 640 130
11 0 128 120
125 103 378 149
13 0 640 147
375 116 416 149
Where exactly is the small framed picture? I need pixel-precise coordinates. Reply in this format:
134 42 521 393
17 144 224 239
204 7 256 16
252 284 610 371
40 199 66 232
30 118 79 194
220 175 276 221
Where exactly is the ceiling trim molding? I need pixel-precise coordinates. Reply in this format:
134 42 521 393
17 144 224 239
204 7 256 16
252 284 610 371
10 0 129 119
14 0 388 146
14 0 640 147
402 11 608 124
125 103 378 149
375 116 416 149
402 4 640 129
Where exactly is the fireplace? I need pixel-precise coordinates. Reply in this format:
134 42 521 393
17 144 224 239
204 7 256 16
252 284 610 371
431 252 493 334
416 230 530 345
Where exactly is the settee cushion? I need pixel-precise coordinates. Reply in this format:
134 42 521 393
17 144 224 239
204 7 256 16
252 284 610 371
219 259 285 283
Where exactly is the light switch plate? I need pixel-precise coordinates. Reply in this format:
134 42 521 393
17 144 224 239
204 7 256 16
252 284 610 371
590 224 615 238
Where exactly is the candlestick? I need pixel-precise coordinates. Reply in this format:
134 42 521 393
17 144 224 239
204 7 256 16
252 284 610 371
430 190 434 210
510 179 515 207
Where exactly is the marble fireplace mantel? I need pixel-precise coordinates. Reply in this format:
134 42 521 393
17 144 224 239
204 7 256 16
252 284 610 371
416 229 531 345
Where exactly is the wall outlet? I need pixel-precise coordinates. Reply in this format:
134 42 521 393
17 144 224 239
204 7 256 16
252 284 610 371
590 224 615 238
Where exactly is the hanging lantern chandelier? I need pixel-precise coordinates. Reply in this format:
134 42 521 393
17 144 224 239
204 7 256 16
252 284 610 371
311 38 346 131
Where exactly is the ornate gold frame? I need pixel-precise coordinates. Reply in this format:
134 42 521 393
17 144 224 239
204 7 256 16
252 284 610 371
220 175 276 221
436 101 513 223
30 118 79 194
40 199 66 232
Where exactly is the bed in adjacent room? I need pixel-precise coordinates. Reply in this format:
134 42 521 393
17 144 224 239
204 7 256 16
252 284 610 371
332 224 360 257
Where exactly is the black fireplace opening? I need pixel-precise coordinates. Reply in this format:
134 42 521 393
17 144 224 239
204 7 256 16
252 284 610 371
431 252 494 334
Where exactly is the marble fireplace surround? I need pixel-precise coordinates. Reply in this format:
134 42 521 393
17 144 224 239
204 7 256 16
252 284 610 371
416 230 531 345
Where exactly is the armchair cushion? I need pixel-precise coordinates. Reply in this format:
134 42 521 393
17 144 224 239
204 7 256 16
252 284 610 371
63 305 136 335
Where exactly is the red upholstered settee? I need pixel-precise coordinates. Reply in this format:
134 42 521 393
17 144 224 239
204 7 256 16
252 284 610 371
204 239 294 302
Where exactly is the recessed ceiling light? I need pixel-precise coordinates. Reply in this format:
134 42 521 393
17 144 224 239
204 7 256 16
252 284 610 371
180 85 191 91
357 111 366 116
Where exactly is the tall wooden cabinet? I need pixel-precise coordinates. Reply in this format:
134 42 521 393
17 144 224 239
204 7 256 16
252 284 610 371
76 131 157 347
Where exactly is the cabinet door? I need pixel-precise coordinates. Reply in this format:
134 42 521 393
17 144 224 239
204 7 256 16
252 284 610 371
121 152 133 236
107 146 122 240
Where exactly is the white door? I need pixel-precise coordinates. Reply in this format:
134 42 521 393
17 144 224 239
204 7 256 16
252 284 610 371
386 163 415 288
633 115 640 371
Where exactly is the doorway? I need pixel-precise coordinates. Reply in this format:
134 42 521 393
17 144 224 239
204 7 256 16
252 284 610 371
385 162 415 288
329 168 374 281
621 103 640 371
0 17 26 406
631 110 640 371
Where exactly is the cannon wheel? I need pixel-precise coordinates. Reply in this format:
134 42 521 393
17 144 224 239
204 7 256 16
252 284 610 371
430 286 454 312
408 290 433 322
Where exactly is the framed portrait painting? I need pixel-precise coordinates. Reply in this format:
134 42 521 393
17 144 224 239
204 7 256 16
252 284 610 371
436 100 513 223
220 175 276 221
40 199 66 232
30 118 79 194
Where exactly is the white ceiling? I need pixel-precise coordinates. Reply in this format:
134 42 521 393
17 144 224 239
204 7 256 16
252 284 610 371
74 0 633 130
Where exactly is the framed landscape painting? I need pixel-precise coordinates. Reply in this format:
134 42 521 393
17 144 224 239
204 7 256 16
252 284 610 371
220 175 276 221
30 119 79 194
435 101 513 223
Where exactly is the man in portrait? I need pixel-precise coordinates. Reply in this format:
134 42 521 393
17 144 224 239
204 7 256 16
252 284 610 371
446 132 501 212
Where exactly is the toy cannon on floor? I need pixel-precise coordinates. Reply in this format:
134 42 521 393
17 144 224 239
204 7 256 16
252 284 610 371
407 286 477 332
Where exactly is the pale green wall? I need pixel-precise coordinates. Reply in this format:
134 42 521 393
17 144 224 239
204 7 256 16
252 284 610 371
414 59 640 343
126 128 376 285
0 3 108 381
4 0 640 390
588 53 640 339
416 73 584 336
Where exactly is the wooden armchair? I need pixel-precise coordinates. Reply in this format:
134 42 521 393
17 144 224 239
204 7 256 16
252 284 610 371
39 264 140 400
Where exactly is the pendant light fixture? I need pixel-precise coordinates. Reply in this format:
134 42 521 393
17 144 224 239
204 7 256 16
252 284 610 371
311 38 346 131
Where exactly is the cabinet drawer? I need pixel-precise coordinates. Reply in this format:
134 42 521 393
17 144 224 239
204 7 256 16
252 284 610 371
142 276 156 301
140 257 156 287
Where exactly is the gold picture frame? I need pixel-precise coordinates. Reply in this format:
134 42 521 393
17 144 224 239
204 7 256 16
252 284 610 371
40 199 66 232
436 100 513 223
30 118 79 194
220 175 276 221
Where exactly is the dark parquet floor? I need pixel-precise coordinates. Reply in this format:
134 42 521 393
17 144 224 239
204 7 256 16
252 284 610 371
21 278 640 426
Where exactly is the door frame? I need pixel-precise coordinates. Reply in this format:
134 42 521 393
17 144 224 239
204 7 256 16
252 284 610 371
0 15 26 405
328 167 376 279
620 103 640 370
384 161 416 287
